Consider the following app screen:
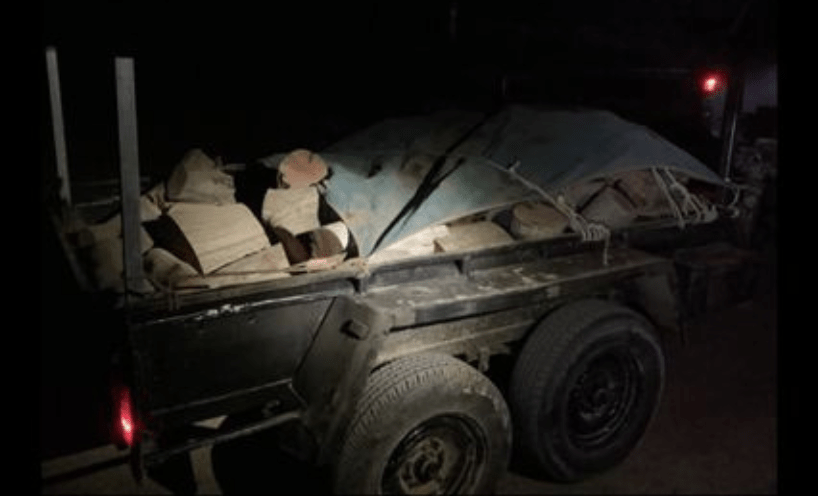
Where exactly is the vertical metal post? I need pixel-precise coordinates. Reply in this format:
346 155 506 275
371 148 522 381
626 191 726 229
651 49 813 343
718 65 745 183
45 47 72 206
115 56 147 301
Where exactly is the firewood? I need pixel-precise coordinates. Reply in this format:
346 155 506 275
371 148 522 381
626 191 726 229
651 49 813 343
143 247 203 290
166 149 236 204
434 221 513 253
161 203 270 274
580 186 638 229
261 186 321 236
368 225 450 264
277 149 328 188
510 201 569 239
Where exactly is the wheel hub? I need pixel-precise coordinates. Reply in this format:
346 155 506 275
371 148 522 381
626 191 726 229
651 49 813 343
382 415 486 495
398 437 451 492
567 351 640 449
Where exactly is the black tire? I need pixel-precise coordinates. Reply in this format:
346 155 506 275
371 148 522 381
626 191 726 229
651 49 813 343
509 299 665 482
333 353 511 495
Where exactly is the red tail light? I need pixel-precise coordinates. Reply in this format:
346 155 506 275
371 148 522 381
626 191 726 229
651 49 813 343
700 72 726 95
114 385 139 446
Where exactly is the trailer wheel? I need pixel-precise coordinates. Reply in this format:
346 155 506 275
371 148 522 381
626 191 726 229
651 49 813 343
333 353 511 495
510 299 665 482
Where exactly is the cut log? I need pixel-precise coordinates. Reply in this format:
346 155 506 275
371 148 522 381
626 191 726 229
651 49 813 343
162 203 270 274
261 186 320 236
166 149 236 204
278 149 329 188
510 201 569 240
434 221 513 253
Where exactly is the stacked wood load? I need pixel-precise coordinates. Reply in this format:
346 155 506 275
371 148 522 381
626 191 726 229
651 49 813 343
76 148 344 295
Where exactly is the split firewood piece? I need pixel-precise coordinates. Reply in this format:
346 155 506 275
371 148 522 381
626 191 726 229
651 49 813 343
300 226 346 259
510 201 569 240
143 182 170 214
166 149 236 204
161 203 270 274
611 169 672 217
197 243 291 288
561 179 606 210
434 221 513 253
580 187 638 229
143 247 204 290
88 232 154 293
261 186 321 236
289 253 346 273
367 224 450 264
77 203 159 248
278 149 329 188
322 221 349 251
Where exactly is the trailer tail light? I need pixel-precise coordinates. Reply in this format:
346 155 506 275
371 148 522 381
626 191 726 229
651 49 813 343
114 385 138 447
701 72 726 95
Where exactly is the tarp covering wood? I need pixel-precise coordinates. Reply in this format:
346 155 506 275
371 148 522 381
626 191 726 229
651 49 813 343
298 105 726 257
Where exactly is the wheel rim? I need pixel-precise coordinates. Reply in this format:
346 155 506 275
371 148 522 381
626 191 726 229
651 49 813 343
381 415 487 495
566 348 641 451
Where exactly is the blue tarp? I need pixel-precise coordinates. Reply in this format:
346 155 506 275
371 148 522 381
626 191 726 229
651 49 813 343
262 105 727 256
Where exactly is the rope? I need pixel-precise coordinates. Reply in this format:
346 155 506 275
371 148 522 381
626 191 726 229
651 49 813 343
651 167 686 228
497 160 611 265
650 167 720 227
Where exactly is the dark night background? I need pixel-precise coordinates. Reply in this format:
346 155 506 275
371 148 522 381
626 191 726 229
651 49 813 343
38 0 780 492
39 0 776 186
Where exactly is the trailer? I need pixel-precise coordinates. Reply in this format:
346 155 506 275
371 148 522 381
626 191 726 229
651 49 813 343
42 48 762 494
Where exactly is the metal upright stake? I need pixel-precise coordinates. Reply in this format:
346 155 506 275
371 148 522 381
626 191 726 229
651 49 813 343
45 47 72 206
115 56 147 301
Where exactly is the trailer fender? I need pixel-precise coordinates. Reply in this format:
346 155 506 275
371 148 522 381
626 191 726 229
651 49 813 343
626 270 682 338
292 295 393 466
